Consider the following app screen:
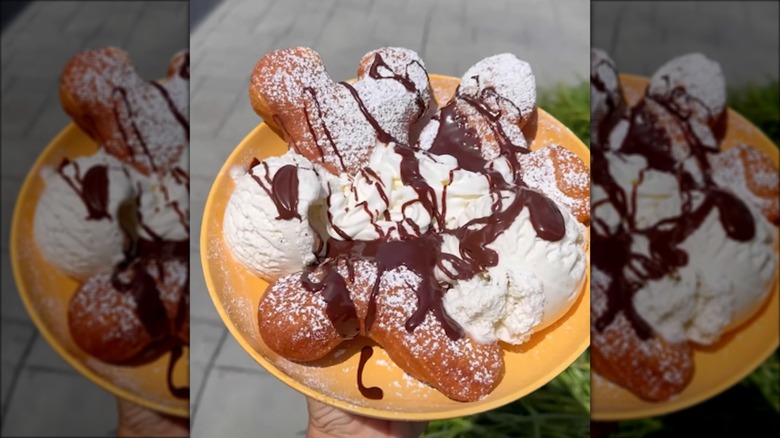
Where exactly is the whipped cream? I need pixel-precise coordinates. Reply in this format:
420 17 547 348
132 148 189 242
323 142 493 240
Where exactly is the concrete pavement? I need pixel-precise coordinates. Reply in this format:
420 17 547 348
592 1 779 86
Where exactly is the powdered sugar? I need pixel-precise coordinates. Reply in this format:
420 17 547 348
252 47 431 175
648 53 726 124
519 144 590 220
61 47 189 174
459 54 536 123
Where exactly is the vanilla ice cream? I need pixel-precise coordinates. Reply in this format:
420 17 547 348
632 202 777 345
34 150 134 280
223 151 322 280
439 190 588 344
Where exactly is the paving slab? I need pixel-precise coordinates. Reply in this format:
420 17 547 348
192 368 308 438
592 1 779 86
1 368 117 437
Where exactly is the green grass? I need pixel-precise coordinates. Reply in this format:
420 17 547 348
538 81 591 148
420 80 780 437
728 81 780 146
421 352 591 438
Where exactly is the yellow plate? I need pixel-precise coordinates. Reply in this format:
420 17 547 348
10 124 189 417
590 74 780 421
201 74 591 420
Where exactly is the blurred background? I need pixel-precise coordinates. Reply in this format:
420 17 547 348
189 0 589 436
1 1 188 436
592 1 779 436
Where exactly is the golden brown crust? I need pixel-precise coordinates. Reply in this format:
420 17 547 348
249 47 433 175
591 272 694 401
68 257 188 364
519 144 590 223
69 270 156 364
257 259 503 401
592 315 694 401
59 47 188 175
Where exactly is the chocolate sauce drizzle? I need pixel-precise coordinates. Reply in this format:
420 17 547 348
57 158 112 221
133 174 190 241
592 79 756 339
340 81 397 144
367 53 430 124
301 257 360 339
591 58 628 148
278 73 567 348
440 189 565 281
111 258 170 344
429 83 531 179
111 247 189 399
357 346 384 400
248 160 302 221
151 81 189 141
112 86 158 173
110 62 190 172
302 87 348 172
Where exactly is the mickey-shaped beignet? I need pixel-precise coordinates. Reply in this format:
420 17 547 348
60 47 189 175
249 47 433 175
68 256 188 364
257 257 503 401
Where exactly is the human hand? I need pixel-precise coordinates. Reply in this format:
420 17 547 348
306 397 428 438
116 398 189 437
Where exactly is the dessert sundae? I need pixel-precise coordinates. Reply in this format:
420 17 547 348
590 49 779 401
32 47 190 399
223 47 589 401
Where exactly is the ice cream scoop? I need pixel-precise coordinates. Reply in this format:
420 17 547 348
439 191 588 344
223 151 323 280
630 190 777 345
33 150 135 280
